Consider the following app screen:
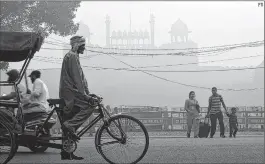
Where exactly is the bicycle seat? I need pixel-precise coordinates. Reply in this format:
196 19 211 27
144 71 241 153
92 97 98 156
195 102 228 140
47 98 65 106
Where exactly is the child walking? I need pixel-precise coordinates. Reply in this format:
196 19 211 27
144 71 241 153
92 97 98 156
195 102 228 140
226 107 238 138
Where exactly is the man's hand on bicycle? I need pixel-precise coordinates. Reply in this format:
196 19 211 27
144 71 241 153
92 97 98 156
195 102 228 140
84 94 100 106
84 94 91 101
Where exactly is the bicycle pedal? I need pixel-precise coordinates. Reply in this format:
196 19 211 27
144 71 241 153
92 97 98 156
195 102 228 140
69 133 80 141
66 132 80 141
62 126 80 141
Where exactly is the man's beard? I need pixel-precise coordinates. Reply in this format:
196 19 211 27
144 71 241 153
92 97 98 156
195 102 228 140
77 49 84 54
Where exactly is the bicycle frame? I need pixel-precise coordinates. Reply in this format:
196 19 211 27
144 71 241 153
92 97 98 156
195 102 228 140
34 102 111 149
33 98 130 151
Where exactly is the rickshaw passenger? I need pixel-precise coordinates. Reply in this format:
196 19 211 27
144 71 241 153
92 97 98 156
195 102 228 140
0 69 50 122
0 69 28 111
0 69 26 133
23 70 50 122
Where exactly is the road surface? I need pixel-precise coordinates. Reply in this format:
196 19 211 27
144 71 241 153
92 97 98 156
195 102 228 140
9 136 264 163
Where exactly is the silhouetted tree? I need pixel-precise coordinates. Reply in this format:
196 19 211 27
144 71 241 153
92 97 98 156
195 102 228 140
0 62 9 71
0 1 81 70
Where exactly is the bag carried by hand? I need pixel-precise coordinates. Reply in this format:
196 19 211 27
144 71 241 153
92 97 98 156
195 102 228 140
199 117 211 138
196 104 200 113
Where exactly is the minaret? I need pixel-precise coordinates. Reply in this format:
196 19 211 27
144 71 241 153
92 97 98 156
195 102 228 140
129 13 132 34
105 15 111 47
149 14 155 47
129 13 132 46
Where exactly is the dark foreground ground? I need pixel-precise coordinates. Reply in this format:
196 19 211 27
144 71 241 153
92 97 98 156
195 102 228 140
9 135 264 164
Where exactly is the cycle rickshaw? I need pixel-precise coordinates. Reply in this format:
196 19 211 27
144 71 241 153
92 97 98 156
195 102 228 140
0 31 149 164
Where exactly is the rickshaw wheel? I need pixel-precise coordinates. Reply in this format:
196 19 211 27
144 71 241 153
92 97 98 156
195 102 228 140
28 144 48 153
0 120 16 164
28 133 49 153
11 134 19 155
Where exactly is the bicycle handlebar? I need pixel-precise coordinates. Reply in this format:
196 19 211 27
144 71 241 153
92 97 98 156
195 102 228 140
88 94 103 106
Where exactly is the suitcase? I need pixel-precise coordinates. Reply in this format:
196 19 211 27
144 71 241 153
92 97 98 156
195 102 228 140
199 117 211 138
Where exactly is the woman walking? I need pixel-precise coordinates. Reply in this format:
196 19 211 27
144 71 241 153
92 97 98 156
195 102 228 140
184 91 200 138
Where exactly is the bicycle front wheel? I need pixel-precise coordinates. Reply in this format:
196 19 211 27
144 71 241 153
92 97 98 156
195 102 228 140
0 120 16 164
96 114 149 164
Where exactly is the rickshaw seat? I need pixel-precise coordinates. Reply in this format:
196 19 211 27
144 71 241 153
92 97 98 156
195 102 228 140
0 100 19 108
47 98 65 106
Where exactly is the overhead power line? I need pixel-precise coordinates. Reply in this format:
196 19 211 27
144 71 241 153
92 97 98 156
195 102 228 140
134 54 264 68
32 57 264 91
36 58 265 72
34 54 263 69
86 66 264 73
44 39 264 56
101 52 264 91
36 38 264 91
41 44 262 57
41 45 234 57
48 37 264 51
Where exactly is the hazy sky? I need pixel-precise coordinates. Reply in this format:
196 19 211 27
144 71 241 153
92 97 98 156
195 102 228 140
10 1 264 69
3 1 265 107
74 1 264 47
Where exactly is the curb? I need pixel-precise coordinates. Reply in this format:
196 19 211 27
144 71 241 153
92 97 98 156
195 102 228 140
82 135 263 139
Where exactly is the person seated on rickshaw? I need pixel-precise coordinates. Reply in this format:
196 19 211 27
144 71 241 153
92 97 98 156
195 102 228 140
0 69 50 123
0 69 29 112
22 70 50 122
0 69 29 133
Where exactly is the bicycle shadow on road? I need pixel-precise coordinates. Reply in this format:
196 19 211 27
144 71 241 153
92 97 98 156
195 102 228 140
14 151 56 155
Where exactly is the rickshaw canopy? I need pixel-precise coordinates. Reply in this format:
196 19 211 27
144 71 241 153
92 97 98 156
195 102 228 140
0 31 44 62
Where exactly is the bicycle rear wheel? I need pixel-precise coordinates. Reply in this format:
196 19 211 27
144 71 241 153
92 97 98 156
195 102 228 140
96 114 149 164
0 120 16 164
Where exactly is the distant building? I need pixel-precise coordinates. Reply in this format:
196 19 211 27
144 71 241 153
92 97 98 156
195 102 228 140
76 21 93 46
105 14 155 49
171 107 182 112
62 21 96 58
160 19 197 50
105 15 198 65
116 105 163 113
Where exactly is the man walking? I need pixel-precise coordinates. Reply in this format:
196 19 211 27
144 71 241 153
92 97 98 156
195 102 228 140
206 87 228 138
59 35 95 160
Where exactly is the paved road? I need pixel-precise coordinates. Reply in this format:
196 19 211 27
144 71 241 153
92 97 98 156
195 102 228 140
9 137 264 163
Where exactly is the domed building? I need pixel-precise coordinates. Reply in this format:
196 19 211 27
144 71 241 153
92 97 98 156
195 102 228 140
169 19 190 43
76 21 93 46
160 18 197 49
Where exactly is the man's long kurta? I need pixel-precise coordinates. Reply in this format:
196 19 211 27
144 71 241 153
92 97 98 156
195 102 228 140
59 51 90 114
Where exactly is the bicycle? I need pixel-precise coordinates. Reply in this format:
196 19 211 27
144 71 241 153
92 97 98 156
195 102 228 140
0 31 149 164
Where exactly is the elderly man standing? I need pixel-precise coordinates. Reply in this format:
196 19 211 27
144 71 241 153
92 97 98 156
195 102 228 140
59 36 95 160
